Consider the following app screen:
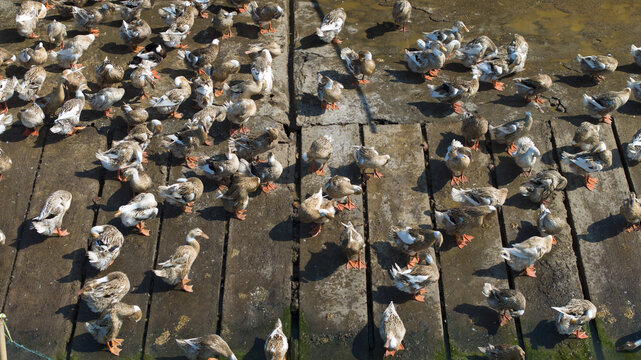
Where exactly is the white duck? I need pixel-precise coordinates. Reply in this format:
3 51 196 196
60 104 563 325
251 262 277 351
552 299 596 339
50 84 90 135
501 235 554 278
510 137 540 177
380 301 406 357
115 192 158 236
31 190 72 237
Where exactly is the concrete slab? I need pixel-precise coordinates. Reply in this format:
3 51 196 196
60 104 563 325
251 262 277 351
363 124 446 359
299 124 368 359
426 121 518 358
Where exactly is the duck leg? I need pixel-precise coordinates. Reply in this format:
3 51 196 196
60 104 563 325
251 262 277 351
601 114 612 125
452 102 464 114
534 94 546 104
507 142 517 154
524 264 536 277
176 43 189 49
66 126 86 136
343 195 357 210
499 310 513 327
358 75 370 85
27 33 39 39
107 339 123 356
104 108 114 118
413 288 427 302
334 202 346 211
329 102 339 110
130 45 144 53
185 156 199 169
54 228 70 237
261 181 277 193
492 80 505 91
184 202 194 213
89 28 100 36
238 3 248 12
428 69 440 77
22 127 39 137
136 221 150 236
169 111 183 119
571 329 589 339
235 209 247 220
268 22 276 33
214 88 224 97
470 140 481 151
307 161 318 174
199 10 208 18
407 254 420 268
331 36 342 44
117 169 125 182
320 101 329 110
456 233 474 248
309 223 322 237
239 125 251 135
181 278 193 292
44 1 55 9
259 26 268 35
423 73 434 81
584 174 598 191
372 169 384 179
315 161 327 176
1 102 7 113
625 223 640 232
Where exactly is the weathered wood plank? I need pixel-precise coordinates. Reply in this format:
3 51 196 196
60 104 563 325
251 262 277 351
68 127 170 359
220 140 294 359
426 120 517 358
552 115 641 358
364 124 446 359
491 118 594 359
3 127 104 359
299 124 368 359
143 124 226 359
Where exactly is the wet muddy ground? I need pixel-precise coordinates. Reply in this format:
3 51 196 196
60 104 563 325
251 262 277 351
0 0 641 359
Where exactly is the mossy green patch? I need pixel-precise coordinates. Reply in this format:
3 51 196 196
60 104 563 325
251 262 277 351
594 319 638 359
523 336 594 360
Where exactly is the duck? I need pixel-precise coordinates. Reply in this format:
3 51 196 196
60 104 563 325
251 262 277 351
576 54 617 84
340 48 376 85
192 74 213 109
422 20 469 55
151 76 192 119
264 318 288 360
455 35 498 68
519 169 567 204
628 77 641 101
0 48 16 68
158 1 191 26
445 139 471 185
161 120 208 168
324 175 361 211
245 41 282 58
299 188 336 237
0 77 18 113
489 111 533 153
18 42 47 68
391 226 443 267
0 146 12 181
572 122 600 151
190 0 211 18
46 20 67 50
86 302 142 356
16 66 46 102
223 98 257 136
405 41 447 80
0 113 13 135
176 334 238 360
451 187 508 206
96 57 125 89
160 8 198 49
252 152 283 193
482 282 526 327
223 79 266 101
303 135 332 176
129 60 156 99
160 27 189 50
55 0 90 18
193 104 226 135
31 190 72 237
475 56 509 91
538 204 566 241
18 101 45 137
218 169 261 220
501 235 554 277
231 127 279 160
316 8 346 44
120 2 144 22
122 103 149 128
16 1 47 39
66 33 97 52
340 221 366 270
119 17 151 54
247 1 283 34
158 177 204 213
88 87 125 118
428 68 481 114
506 34 528 74
317 74 343 110
49 43 87 69
631 45 641 67
122 119 162 151
620 192 641 232
582 88 631 124
40 80 66 118
459 111 488 151
392 0 411 32
390 257 439 302
211 59 241 97
380 302 406 357
153 228 209 292
122 165 153 196
478 344 525 360
552 299 596 339
87 225 125 271
72 3 118 36
200 141 240 188
513 74 552 104
61 66 88 95
115 193 158 236
252 50 274 94
0 229 4 244
561 141 612 191
130 42 167 68
627 128 641 162
178 39 220 74
78 271 130 313
511 136 540 177
353 145 390 181
434 205 496 247
96 140 144 181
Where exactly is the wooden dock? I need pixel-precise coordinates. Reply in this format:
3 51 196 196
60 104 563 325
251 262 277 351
1 0 641 359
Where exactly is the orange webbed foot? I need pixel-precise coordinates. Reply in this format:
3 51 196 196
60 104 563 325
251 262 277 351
181 279 193 292
331 37 342 44
235 209 247 221
601 115 612 124
176 43 189 49
524 265 536 277
625 224 640 232
358 79 370 84
499 312 513 327
428 69 440 77
310 223 322 237
54 228 70 237
259 28 268 35
452 102 463 114
27 33 39 39
572 330 589 339
214 89 224 97
493 81 505 91
22 127 39 137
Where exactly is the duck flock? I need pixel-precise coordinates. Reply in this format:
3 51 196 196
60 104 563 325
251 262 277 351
0 0 640 359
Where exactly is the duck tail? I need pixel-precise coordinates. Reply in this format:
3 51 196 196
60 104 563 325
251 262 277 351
500 248 511 261
301 152 309 162
87 251 110 271
152 269 167 278
451 187 465 203
482 282 494 298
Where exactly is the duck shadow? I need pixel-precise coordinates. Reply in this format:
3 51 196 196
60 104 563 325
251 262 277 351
299 241 343 282
16 225 49 249
297 33 326 50
75 165 103 181
372 285 416 305
385 65 424 85
453 303 500 335
0 28 22 44
70 332 103 354
556 115 593 126
617 63 641 75
365 21 396 39
555 75 594 88
617 100 641 116
73 301 101 323
55 303 77 322
442 62 470 73
372 240 409 272
585 213 625 242
193 28 214 44
412 168 429 194
58 248 87 284
525 320 565 350
490 94 528 108
407 101 452 118
615 330 641 353
0 123 45 144
131 270 154 294
240 337 266 359
297 93 324 117
235 21 260 39
504 192 538 211
473 262 508 280
269 219 293 242
100 42 132 55
352 324 369 360
494 154 521 185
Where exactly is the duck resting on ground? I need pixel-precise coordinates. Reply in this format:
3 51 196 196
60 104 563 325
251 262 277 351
115 192 158 236
176 334 238 360
78 271 130 313
482 282 526 327
324 175 361 211
86 302 142 356
445 139 471 185
552 299 596 339
316 8 346 44
31 190 72 237
87 225 125 271
561 141 612 191
391 226 443 267
264 318 288 360
582 88 631 124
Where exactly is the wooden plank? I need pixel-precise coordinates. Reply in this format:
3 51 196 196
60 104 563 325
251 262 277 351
143 122 226 358
551 115 641 358
491 119 594 359
3 127 104 359
0 126 45 307
68 127 170 359
364 124 446 359
299 124 368 359
220 141 294 359
426 121 518 358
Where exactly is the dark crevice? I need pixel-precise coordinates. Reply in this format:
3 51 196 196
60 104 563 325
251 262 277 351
611 119 636 193
215 215 231 335
421 124 452 360
547 119 605 360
